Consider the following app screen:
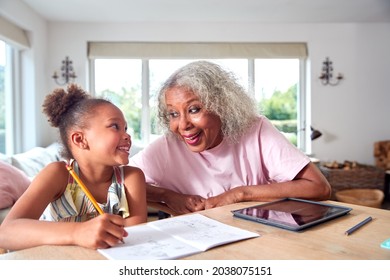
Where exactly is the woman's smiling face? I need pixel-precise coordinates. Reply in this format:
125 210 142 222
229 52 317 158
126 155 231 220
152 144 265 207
165 87 223 152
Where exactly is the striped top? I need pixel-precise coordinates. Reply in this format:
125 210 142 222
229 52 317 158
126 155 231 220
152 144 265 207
40 161 130 222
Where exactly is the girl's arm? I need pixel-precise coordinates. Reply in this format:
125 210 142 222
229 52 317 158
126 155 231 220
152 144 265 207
123 166 148 226
0 162 126 250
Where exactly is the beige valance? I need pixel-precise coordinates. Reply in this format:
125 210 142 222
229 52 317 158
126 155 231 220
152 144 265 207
0 16 30 49
88 42 307 59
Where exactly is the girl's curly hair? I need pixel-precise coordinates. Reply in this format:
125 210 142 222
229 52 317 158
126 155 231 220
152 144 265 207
42 83 112 159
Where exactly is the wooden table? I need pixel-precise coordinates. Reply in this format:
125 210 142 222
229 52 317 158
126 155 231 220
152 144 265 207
1 200 390 260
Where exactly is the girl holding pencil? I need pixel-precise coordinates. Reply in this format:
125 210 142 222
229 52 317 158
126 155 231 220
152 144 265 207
0 84 147 251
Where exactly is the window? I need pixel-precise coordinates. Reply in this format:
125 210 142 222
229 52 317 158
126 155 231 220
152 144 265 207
0 16 30 154
254 59 301 146
0 40 20 155
0 40 5 153
89 43 308 152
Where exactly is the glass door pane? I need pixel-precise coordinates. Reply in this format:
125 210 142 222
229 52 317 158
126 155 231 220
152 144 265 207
94 59 142 141
255 59 299 146
93 58 301 149
0 41 6 153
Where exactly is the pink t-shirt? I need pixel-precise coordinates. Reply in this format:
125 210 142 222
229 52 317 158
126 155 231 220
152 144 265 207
129 116 310 198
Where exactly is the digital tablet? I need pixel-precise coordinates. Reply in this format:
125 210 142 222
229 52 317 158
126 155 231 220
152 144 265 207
231 198 352 231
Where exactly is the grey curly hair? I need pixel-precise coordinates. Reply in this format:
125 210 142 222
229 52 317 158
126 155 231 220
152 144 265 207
157 60 259 143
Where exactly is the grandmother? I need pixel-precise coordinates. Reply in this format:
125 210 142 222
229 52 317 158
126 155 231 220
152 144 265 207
130 60 331 215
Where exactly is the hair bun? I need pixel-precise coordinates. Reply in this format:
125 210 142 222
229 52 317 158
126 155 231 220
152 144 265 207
42 84 89 127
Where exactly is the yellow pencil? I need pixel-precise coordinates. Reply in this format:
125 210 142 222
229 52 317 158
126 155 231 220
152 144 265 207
65 163 125 244
65 164 104 215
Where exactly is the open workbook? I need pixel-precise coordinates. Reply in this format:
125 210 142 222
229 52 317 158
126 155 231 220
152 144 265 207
98 213 259 260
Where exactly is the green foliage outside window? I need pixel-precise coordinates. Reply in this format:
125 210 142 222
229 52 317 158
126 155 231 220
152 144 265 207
259 84 298 145
98 87 142 140
98 82 298 146
98 87 160 141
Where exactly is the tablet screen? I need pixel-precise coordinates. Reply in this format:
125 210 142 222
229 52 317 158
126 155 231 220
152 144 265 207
232 198 352 231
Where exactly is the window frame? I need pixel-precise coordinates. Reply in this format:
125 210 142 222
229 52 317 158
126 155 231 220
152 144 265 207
0 15 29 155
88 43 310 153
0 41 22 155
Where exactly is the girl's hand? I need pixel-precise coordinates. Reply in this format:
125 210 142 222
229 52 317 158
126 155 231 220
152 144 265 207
73 214 128 249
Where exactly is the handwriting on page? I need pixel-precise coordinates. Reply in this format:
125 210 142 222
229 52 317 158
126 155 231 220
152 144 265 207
107 226 200 260
98 214 259 260
150 214 256 250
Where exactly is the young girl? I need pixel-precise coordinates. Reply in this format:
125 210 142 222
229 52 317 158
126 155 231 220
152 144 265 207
0 84 147 251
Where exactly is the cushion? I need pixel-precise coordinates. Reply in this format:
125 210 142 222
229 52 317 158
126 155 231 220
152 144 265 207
11 147 56 178
0 161 31 209
0 207 11 224
0 153 11 164
45 142 62 161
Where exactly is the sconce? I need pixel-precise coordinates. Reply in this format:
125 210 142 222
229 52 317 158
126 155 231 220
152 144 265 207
310 126 322 141
52 56 77 85
318 57 343 86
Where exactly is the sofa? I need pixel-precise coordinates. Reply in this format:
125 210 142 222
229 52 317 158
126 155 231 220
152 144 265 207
0 142 63 224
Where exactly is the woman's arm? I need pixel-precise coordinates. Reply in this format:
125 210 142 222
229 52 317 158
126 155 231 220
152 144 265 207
205 162 331 209
146 184 205 215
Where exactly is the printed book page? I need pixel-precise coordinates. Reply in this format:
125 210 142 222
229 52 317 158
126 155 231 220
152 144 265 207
98 213 259 260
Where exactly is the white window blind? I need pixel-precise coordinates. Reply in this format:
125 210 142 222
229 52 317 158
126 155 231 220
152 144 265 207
0 16 29 49
88 42 307 59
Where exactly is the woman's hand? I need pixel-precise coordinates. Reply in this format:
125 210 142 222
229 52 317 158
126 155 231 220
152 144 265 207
205 188 243 209
73 213 128 249
164 193 206 215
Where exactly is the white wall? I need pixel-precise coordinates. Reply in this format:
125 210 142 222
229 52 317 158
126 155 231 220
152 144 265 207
47 22 390 165
0 0 49 152
2 1 390 165
311 24 390 165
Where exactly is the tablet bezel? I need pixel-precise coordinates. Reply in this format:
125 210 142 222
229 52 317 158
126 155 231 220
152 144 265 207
231 198 352 231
